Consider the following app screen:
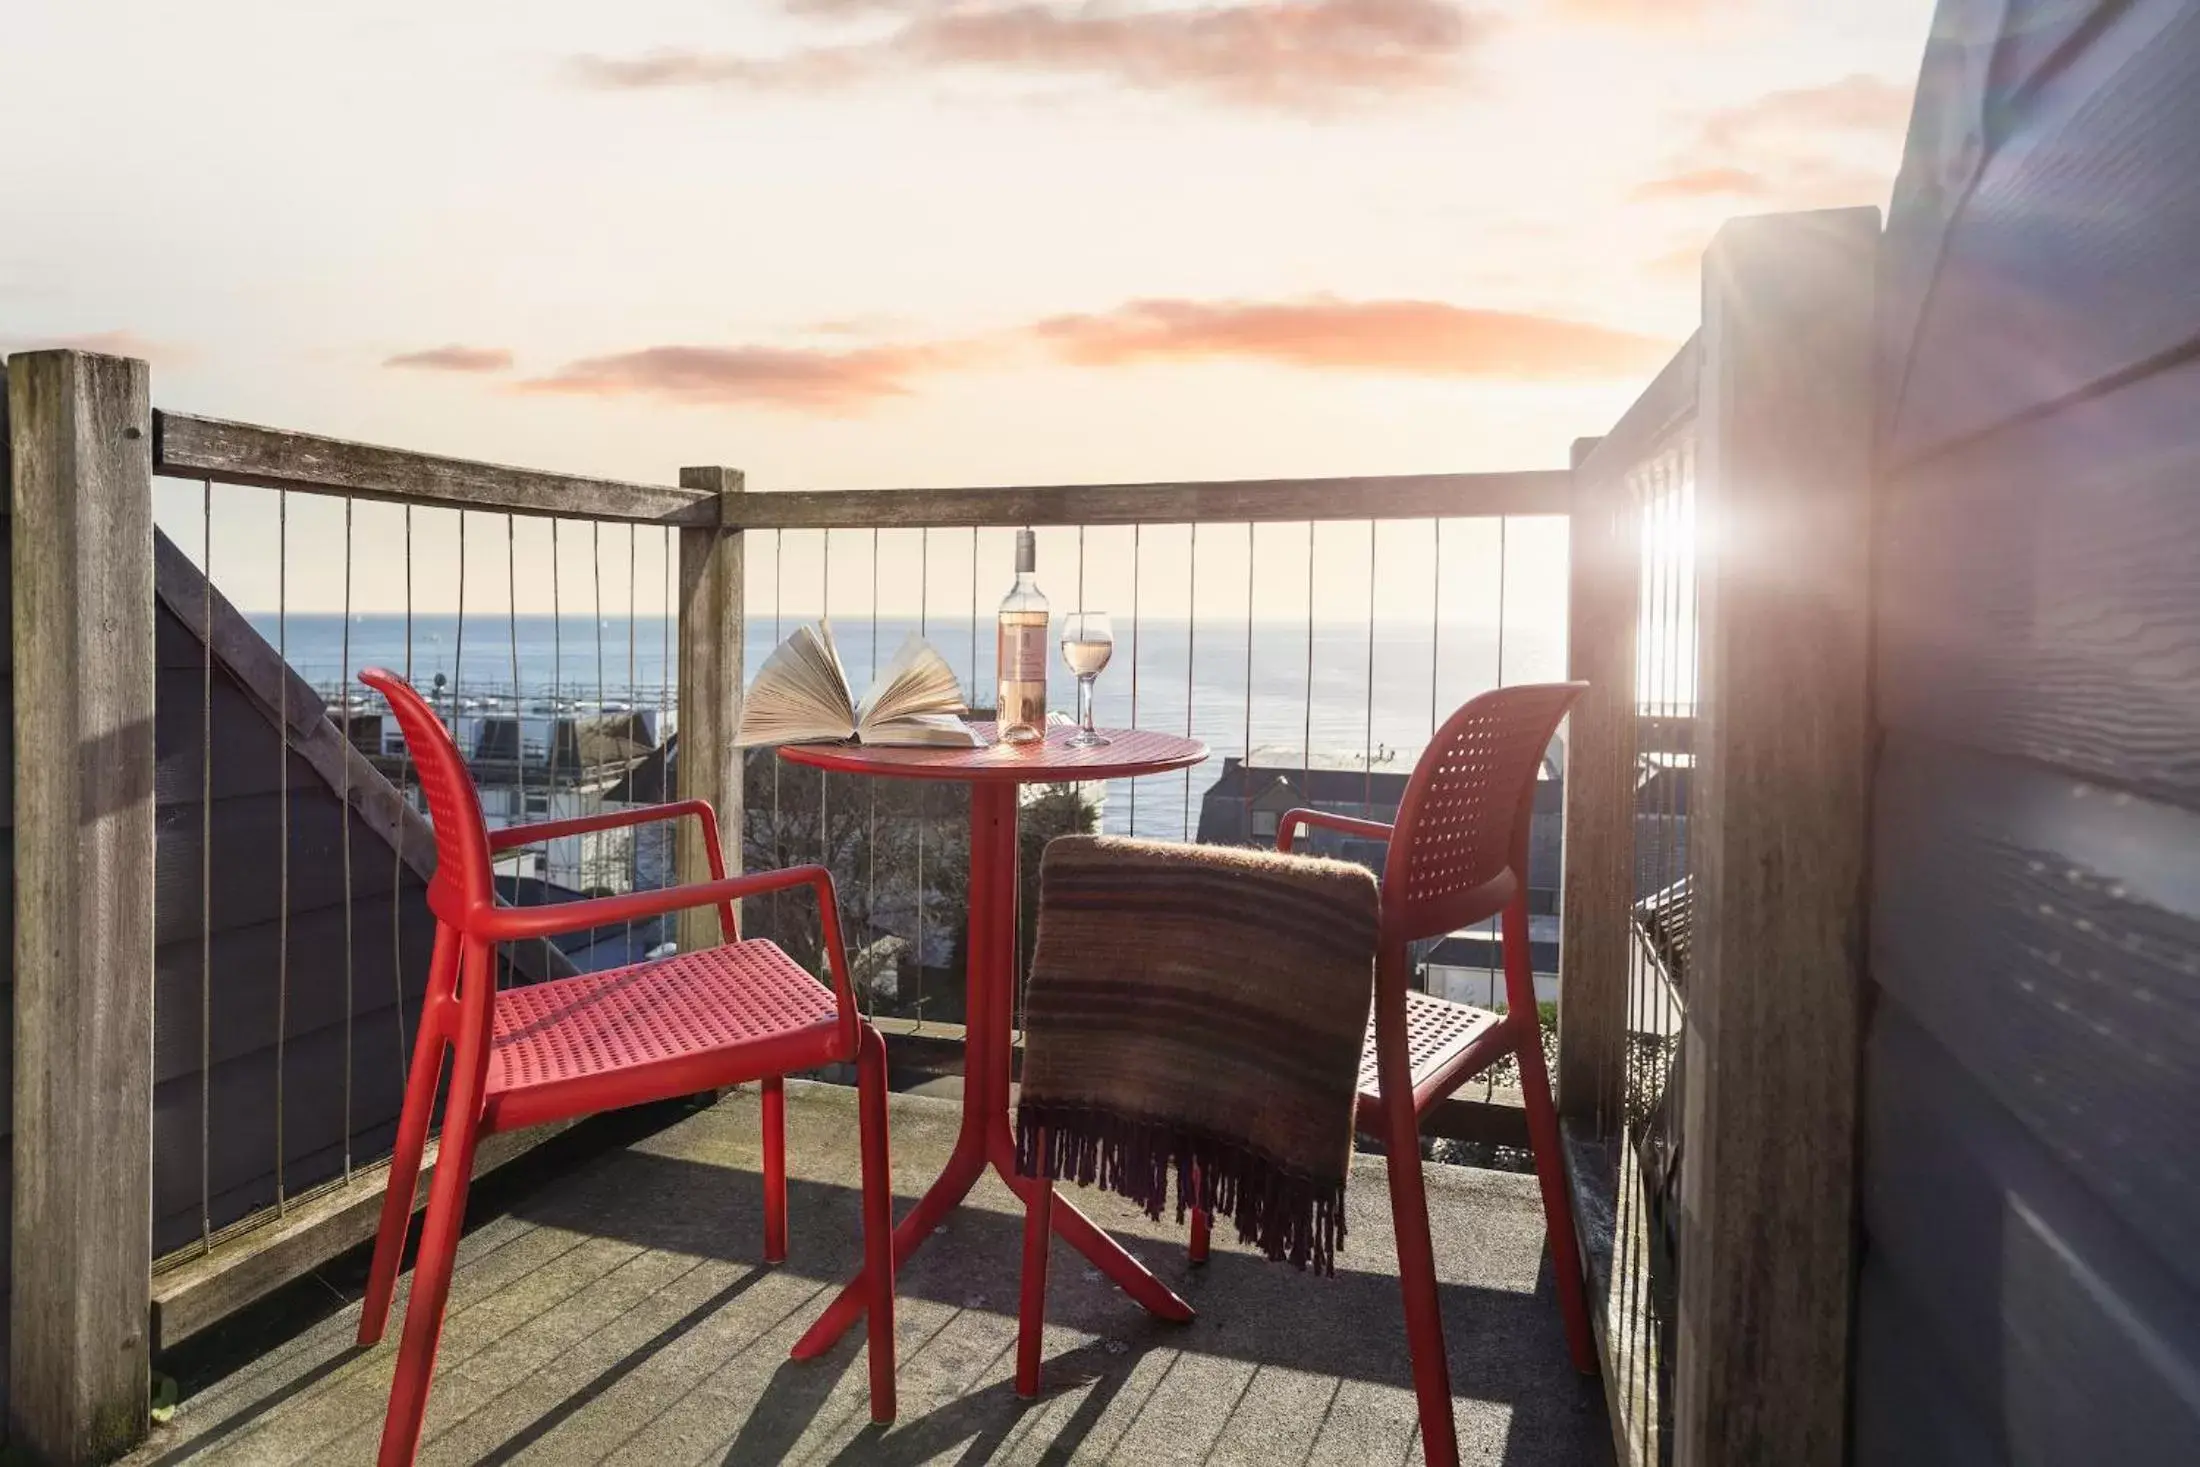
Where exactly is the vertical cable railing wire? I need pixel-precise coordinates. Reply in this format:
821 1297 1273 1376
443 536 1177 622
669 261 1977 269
915 528 929 1022
1362 520 1377 823
771 530 784 935
866 526 879 1016
1653 453 1682 1449
547 520 564 973
1495 518 1509 689
507 514 527 982
1489 518 1512 1021
199 480 215 1251
274 489 290 1213
1183 523 1198 837
393 505 413 1068
627 525 640 955
969 525 979 711
340 498 355 1179
453 511 468 735
1128 523 1141 837
1622 472 1655 1450
592 524 607 894
1430 519 1443 736
819 531 832 945
661 526 674 931
1241 523 1255 843
1675 441 1700 1293
1495 519 1510 1025
1302 521 1315 813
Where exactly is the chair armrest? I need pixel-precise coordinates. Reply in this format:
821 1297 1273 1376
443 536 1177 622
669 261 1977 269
476 864 817 942
488 798 725 872
1275 807 1396 852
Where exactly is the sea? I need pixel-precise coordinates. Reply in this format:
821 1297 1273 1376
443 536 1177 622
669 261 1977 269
246 612 1564 842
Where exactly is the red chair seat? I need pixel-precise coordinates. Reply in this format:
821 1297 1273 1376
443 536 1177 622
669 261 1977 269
1355 989 1506 1112
482 940 842 1133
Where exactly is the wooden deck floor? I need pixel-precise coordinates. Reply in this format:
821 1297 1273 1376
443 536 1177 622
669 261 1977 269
124 1081 1609 1466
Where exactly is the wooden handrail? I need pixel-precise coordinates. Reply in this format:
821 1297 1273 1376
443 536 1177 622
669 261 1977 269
155 409 1569 528
725 469 1571 529
155 411 724 526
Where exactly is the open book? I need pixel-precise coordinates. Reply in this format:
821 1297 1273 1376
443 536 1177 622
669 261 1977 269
735 622 979 747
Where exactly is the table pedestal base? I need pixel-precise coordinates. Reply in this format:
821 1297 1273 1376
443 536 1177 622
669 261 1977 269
791 783 1194 1362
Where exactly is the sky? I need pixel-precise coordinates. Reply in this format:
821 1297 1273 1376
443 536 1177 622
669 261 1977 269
1 0 1934 616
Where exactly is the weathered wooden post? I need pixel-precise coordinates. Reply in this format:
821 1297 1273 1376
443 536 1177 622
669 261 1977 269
7 349 159 1462
676 467 745 953
1557 432 1634 1128
1677 207 1878 1467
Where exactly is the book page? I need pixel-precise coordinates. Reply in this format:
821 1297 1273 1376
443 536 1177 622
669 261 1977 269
860 712 981 747
856 633 969 733
734 622 859 745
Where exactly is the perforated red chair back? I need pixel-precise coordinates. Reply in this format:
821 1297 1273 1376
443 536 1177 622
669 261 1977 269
359 667 496 925
1382 681 1586 944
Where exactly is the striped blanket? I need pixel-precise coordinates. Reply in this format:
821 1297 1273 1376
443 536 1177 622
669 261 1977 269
1013 835 1380 1273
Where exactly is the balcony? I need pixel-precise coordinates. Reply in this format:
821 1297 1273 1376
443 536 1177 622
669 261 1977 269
125 1081 1606 1466
1 206 1889 1467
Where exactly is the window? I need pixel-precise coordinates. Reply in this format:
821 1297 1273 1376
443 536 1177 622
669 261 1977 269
524 792 551 815
1251 810 1279 839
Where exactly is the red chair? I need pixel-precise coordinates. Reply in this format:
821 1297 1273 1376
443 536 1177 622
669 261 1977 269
1180 682 1597 1467
353 668 896 1467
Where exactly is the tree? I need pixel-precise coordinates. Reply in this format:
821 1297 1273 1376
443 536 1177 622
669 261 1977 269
737 752 1102 1028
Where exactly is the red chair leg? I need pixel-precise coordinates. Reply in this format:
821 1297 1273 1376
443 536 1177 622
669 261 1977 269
359 925 457 1347
377 948 492 1467
1382 1087 1459 1467
1500 897 1597 1375
1513 1014 1597 1374
762 1074 788 1264
1017 1129 1054 1398
855 1024 898 1422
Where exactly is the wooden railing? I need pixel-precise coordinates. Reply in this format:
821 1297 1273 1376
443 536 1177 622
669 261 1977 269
4 350 1571 1461
1555 207 1879 1467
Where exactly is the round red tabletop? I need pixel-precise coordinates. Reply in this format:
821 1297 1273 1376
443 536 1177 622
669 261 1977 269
776 721 1207 784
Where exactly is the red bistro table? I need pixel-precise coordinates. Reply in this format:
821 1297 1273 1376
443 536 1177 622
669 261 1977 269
782 722 1210 1359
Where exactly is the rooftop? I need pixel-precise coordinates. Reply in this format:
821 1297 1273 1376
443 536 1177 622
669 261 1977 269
127 1081 1608 1466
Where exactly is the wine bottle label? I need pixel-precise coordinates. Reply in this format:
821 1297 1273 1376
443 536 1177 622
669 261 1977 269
999 622 1048 682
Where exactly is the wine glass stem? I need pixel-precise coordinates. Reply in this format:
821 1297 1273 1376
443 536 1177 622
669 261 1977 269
1077 675 1096 735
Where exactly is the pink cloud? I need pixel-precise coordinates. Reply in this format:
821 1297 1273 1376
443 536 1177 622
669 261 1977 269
1696 72 1914 152
571 0 1487 114
1032 297 1673 378
500 294 1674 416
1631 73 1911 220
383 344 516 373
519 342 975 412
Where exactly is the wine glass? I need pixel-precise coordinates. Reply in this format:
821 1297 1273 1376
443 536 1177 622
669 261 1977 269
1059 612 1114 748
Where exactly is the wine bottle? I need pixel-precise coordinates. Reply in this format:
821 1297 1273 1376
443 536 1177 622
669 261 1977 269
996 528 1048 744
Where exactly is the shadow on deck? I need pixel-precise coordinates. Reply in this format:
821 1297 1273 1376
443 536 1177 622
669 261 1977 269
124 1082 1609 1466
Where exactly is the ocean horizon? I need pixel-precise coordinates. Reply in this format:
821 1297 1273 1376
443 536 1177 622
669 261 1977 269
245 610 1565 842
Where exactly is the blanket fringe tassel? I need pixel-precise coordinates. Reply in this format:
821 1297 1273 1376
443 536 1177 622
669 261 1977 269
1015 1102 1348 1275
